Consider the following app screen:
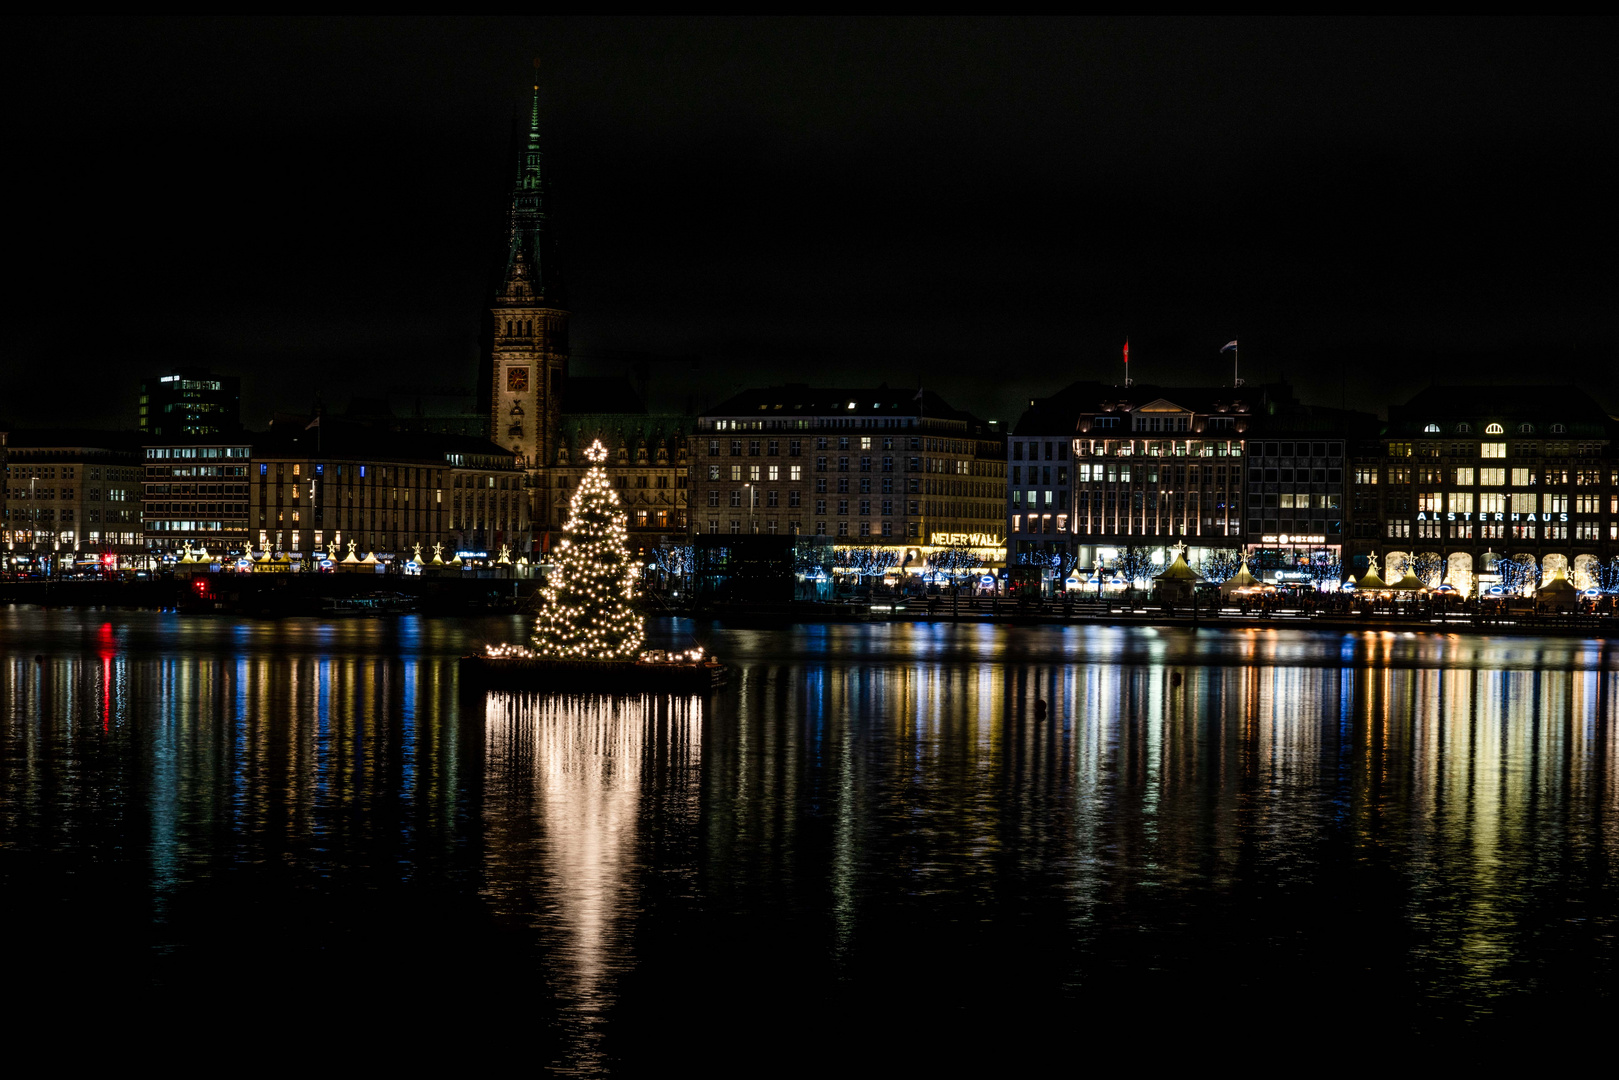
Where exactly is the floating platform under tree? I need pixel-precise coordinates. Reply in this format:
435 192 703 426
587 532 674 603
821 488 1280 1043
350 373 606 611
459 651 727 693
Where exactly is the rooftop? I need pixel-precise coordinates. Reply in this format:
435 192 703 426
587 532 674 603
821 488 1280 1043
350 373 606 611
1388 384 1615 437
704 383 996 434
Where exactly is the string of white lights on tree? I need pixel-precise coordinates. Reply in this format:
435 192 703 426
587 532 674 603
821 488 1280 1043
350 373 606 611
528 439 646 660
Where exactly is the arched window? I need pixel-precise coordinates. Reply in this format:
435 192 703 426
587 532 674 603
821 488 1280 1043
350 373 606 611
1485 423 1504 434
1424 423 1440 433
1550 423 1566 434
1456 423 1472 433
1518 423 1534 434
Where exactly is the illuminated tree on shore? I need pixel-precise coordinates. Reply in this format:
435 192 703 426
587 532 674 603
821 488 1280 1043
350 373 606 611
1413 552 1444 587
1301 550 1340 592
927 541 982 582
836 542 899 581
531 440 645 659
1116 544 1154 588
1199 548 1243 584
651 543 694 583
1496 555 1539 597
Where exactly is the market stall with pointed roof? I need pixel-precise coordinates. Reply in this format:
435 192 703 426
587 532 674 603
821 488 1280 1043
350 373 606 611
1387 567 1428 592
1356 554 1388 591
1536 567 1578 611
1153 543 1204 603
1218 555 1272 598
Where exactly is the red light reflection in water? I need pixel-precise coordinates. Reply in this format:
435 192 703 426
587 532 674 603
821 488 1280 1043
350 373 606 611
99 622 115 731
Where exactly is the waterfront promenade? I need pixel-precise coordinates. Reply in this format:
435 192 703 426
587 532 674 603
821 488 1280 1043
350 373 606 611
2 576 1614 637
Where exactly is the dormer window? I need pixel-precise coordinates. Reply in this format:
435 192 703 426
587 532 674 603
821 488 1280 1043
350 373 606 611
1424 423 1441 433
1518 423 1534 434
1550 423 1566 434
1456 423 1472 434
1485 423 1504 434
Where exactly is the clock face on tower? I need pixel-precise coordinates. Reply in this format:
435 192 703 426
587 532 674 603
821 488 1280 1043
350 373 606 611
507 367 530 392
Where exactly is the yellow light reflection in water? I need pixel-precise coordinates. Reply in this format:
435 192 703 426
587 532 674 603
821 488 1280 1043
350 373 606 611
695 625 1617 1008
479 691 702 1071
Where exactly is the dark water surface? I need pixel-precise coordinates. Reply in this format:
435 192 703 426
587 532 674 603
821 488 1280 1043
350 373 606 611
3 609 1616 1065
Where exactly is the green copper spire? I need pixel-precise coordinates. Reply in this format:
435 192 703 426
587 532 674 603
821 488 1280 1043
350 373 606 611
506 60 547 295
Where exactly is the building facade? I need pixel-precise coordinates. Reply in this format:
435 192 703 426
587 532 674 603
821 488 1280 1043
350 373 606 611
249 426 526 561
1065 386 1255 573
691 385 1006 570
553 389 690 561
1005 382 1109 590
1344 385 1618 594
1237 400 1376 581
5 431 145 570
138 369 242 440
141 438 254 554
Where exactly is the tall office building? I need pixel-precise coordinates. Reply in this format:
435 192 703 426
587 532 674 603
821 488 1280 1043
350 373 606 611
138 368 241 439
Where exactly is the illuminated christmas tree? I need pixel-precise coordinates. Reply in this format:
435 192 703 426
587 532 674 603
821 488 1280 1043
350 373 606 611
531 440 645 660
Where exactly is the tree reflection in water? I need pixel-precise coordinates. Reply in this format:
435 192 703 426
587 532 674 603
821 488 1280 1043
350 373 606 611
480 691 702 1072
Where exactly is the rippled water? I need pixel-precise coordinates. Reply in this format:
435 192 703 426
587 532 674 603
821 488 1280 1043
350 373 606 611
2 609 1615 1064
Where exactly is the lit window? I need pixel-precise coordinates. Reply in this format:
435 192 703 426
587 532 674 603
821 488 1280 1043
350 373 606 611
1485 423 1504 435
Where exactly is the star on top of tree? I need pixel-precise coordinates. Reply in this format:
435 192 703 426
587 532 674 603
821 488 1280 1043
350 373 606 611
584 439 609 463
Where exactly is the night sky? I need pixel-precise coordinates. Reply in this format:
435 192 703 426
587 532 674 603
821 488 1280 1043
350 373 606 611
8 17 1616 431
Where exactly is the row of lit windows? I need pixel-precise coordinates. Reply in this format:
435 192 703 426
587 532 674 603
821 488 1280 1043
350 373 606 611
1074 463 1253 485
144 447 250 460
1012 514 1070 533
3 466 135 481
1076 440 1244 457
704 520 930 538
703 417 920 432
1420 422 1567 435
1388 441 1604 458
1383 521 1600 541
1357 466 1610 486
704 434 988 456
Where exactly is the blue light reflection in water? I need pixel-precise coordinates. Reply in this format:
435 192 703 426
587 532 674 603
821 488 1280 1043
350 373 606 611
1 609 1615 1058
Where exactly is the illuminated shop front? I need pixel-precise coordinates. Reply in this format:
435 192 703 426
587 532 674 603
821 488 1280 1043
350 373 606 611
1242 532 1345 588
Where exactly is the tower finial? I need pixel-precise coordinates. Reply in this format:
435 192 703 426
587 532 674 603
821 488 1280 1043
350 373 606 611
505 61 546 293
531 58 541 135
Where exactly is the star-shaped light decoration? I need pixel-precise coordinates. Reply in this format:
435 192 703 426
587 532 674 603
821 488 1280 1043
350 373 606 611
584 439 609 463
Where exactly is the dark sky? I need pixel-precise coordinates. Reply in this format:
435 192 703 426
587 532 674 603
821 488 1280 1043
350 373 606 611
7 16 1616 431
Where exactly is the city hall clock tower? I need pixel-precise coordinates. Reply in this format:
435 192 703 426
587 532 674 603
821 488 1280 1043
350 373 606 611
492 69 569 483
